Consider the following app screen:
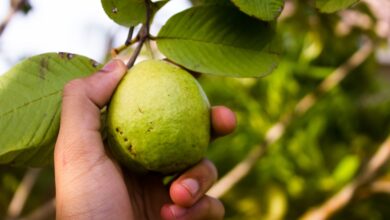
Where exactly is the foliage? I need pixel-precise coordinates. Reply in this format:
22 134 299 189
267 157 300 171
157 5 279 77
0 53 101 166
201 1 390 219
1 0 390 219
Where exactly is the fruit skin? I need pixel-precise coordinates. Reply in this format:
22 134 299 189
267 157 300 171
106 60 210 174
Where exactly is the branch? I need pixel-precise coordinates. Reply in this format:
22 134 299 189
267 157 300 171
207 40 374 199
126 0 152 68
301 134 390 220
365 176 390 195
0 0 28 37
111 27 138 57
363 0 390 38
126 26 148 68
6 168 42 220
125 26 135 46
18 198 55 220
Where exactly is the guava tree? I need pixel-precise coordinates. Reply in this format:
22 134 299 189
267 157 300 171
1 0 390 219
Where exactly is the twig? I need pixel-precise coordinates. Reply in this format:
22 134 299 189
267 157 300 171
18 198 56 220
111 27 137 57
111 36 140 57
355 174 390 199
126 26 148 68
126 0 151 68
207 40 374 199
6 168 42 220
125 26 135 46
363 0 390 38
365 176 390 195
300 134 390 220
0 0 28 37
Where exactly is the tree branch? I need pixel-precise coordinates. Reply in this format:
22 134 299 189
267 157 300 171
301 134 390 220
0 0 28 37
207 40 374 199
6 168 42 220
18 198 56 220
365 176 390 195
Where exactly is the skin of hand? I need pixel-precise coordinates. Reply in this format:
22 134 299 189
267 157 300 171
54 59 237 220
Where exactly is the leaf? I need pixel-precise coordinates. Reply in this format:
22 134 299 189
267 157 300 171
316 0 359 13
190 0 232 6
153 0 169 10
231 0 284 21
0 53 101 166
157 5 280 78
101 0 167 27
101 0 146 27
332 155 360 186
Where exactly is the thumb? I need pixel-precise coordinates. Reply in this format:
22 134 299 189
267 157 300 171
60 59 127 132
54 60 133 219
64 59 127 108
55 59 126 173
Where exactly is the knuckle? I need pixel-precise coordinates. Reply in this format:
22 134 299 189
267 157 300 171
215 199 225 219
201 197 225 220
202 159 218 183
63 79 86 97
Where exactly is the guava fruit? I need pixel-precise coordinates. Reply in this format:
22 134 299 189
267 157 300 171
106 60 210 174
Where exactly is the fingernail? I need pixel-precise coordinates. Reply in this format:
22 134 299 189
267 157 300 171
101 59 119 72
170 205 187 218
181 178 199 197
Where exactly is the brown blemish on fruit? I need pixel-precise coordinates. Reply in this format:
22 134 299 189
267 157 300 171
128 144 137 157
146 127 153 133
115 127 125 136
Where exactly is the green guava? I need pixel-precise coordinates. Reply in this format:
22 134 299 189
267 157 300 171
106 60 210 174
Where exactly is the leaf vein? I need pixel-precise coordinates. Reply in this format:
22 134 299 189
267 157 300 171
157 37 280 55
0 90 62 118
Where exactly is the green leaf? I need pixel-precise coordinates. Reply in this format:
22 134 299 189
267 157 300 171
157 5 280 78
101 0 146 27
0 53 101 166
316 0 359 13
101 0 167 27
191 0 232 6
231 0 284 21
153 0 169 10
332 155 360 186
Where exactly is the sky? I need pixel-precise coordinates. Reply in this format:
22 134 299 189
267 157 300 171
0 0 191 74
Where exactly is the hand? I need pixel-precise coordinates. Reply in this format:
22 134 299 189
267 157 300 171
54 59 236 220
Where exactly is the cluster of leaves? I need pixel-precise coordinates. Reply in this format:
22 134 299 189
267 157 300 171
201 1 390 219
0 0 360 168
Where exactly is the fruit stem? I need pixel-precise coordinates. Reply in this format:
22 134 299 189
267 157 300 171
126 0 152 69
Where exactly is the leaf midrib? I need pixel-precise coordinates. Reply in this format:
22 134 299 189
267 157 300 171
157 36 277 54
0 90 62 118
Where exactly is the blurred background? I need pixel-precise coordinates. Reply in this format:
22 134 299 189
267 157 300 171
1 0 390 219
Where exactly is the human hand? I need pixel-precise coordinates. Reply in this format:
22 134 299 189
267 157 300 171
54 59 236 220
